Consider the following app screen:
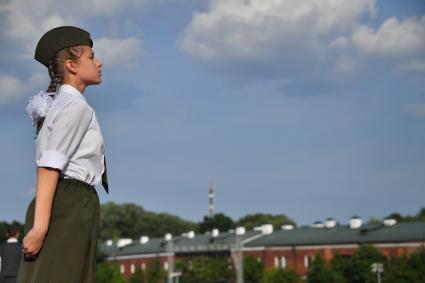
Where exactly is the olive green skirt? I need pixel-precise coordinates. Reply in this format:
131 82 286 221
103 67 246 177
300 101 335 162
17 178 100 283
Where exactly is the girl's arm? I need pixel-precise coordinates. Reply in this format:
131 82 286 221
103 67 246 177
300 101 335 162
22 167 60 257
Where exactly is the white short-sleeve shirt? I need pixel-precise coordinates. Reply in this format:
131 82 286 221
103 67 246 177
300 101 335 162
36 84 105 186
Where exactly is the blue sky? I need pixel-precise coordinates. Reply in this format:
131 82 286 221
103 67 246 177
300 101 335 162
1 0 424 227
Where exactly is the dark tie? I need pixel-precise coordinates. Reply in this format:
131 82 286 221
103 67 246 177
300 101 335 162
102 156 109 194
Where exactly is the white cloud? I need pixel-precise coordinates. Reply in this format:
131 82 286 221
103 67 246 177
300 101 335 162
94 37 144 68
333 56 359 74
330 36 351 49
0 75 25 104
352 16 425 56
0 72 48 104
178 0 376 61
178 0 425 84
399 60 425 73
0 0 149 60
404 103 425 117
0 0 147 105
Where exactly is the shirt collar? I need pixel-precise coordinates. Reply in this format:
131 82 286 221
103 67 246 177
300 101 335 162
7 238 18 243
57 84 86 102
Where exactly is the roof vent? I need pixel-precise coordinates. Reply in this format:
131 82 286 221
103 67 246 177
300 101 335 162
383 218 397 227
140 236 149 244
312 221 325 228
350 216 362 229
261 224 274 235
212 229 220 237
165 233 172 241
325 218 337 229
281 224 294 230
106 239 113 246
117 238 133 248
236 226 246 236
187 231 195 239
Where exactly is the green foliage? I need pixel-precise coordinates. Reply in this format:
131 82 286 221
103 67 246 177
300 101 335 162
307 254 337 283
366 217 382 225
99 202 198 240
331 245 385 283
386 207 425 222
146 258 166 283
236 213 296 231
329 255 350 283
383 255 418 283
176 256 235 283
405 247 425 282
128 267 146 283
244 256 264 283
95 262 125 283
263 268 300 283
199 213 235 233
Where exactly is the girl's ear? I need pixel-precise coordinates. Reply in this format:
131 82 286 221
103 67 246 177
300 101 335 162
64 59 78 75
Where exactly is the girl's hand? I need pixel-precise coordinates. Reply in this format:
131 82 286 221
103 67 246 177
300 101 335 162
22 227 47 257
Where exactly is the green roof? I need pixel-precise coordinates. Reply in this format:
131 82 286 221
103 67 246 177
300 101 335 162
100 222 425 257
245 222 425 247
101 230 262 257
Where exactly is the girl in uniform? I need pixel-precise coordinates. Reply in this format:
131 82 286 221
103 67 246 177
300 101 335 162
17 26 109 283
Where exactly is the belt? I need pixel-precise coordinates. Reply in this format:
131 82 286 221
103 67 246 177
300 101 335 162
58 177 95 190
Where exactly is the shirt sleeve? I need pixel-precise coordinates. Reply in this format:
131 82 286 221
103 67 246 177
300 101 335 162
37 100 93 171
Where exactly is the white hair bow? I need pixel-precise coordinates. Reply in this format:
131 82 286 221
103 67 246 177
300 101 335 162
26 90 55 126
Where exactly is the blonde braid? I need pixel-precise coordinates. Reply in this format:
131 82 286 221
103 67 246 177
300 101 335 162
37 46 84 135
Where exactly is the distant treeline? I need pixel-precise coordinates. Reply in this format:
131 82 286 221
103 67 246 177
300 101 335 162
1 204 424 242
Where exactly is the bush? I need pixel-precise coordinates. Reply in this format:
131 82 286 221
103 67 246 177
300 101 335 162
263 268 300 283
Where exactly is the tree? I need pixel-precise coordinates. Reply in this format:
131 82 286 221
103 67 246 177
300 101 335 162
263 268 300 283
128 267 146 283
95 262 125 283
244 256 263 283
383 256 418 283
147 258 165 283
414 208 425 221
307 254 337 283
176 256 235 283
332 245 385 283
236 213 296 230
385 207 425 223
406 247 425 282
99 202 198 240
199 213 234 233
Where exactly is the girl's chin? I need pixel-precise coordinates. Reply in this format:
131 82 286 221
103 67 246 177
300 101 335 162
88 79 102 85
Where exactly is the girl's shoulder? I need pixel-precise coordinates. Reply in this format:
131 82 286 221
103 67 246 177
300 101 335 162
48 94 94 124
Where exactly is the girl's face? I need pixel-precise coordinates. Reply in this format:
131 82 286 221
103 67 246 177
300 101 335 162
75 46 103 86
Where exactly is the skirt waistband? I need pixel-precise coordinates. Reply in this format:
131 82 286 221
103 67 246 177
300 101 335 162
58 177 95 190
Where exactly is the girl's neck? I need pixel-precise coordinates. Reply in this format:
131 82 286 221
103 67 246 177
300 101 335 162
62 79 86 94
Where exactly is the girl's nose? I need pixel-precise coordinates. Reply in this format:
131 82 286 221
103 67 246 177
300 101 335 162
96 58 103 67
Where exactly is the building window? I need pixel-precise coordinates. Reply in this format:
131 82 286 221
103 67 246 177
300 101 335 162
257 257 262 262
164 261 169 271
304 255 314 269
141 262 146 271
131 263 135 274
274 256 287 269
120 264 125 274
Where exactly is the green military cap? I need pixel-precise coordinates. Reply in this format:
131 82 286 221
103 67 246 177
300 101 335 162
35 26 93 67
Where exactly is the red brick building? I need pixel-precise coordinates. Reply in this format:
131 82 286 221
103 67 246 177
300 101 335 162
101 219 425 280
